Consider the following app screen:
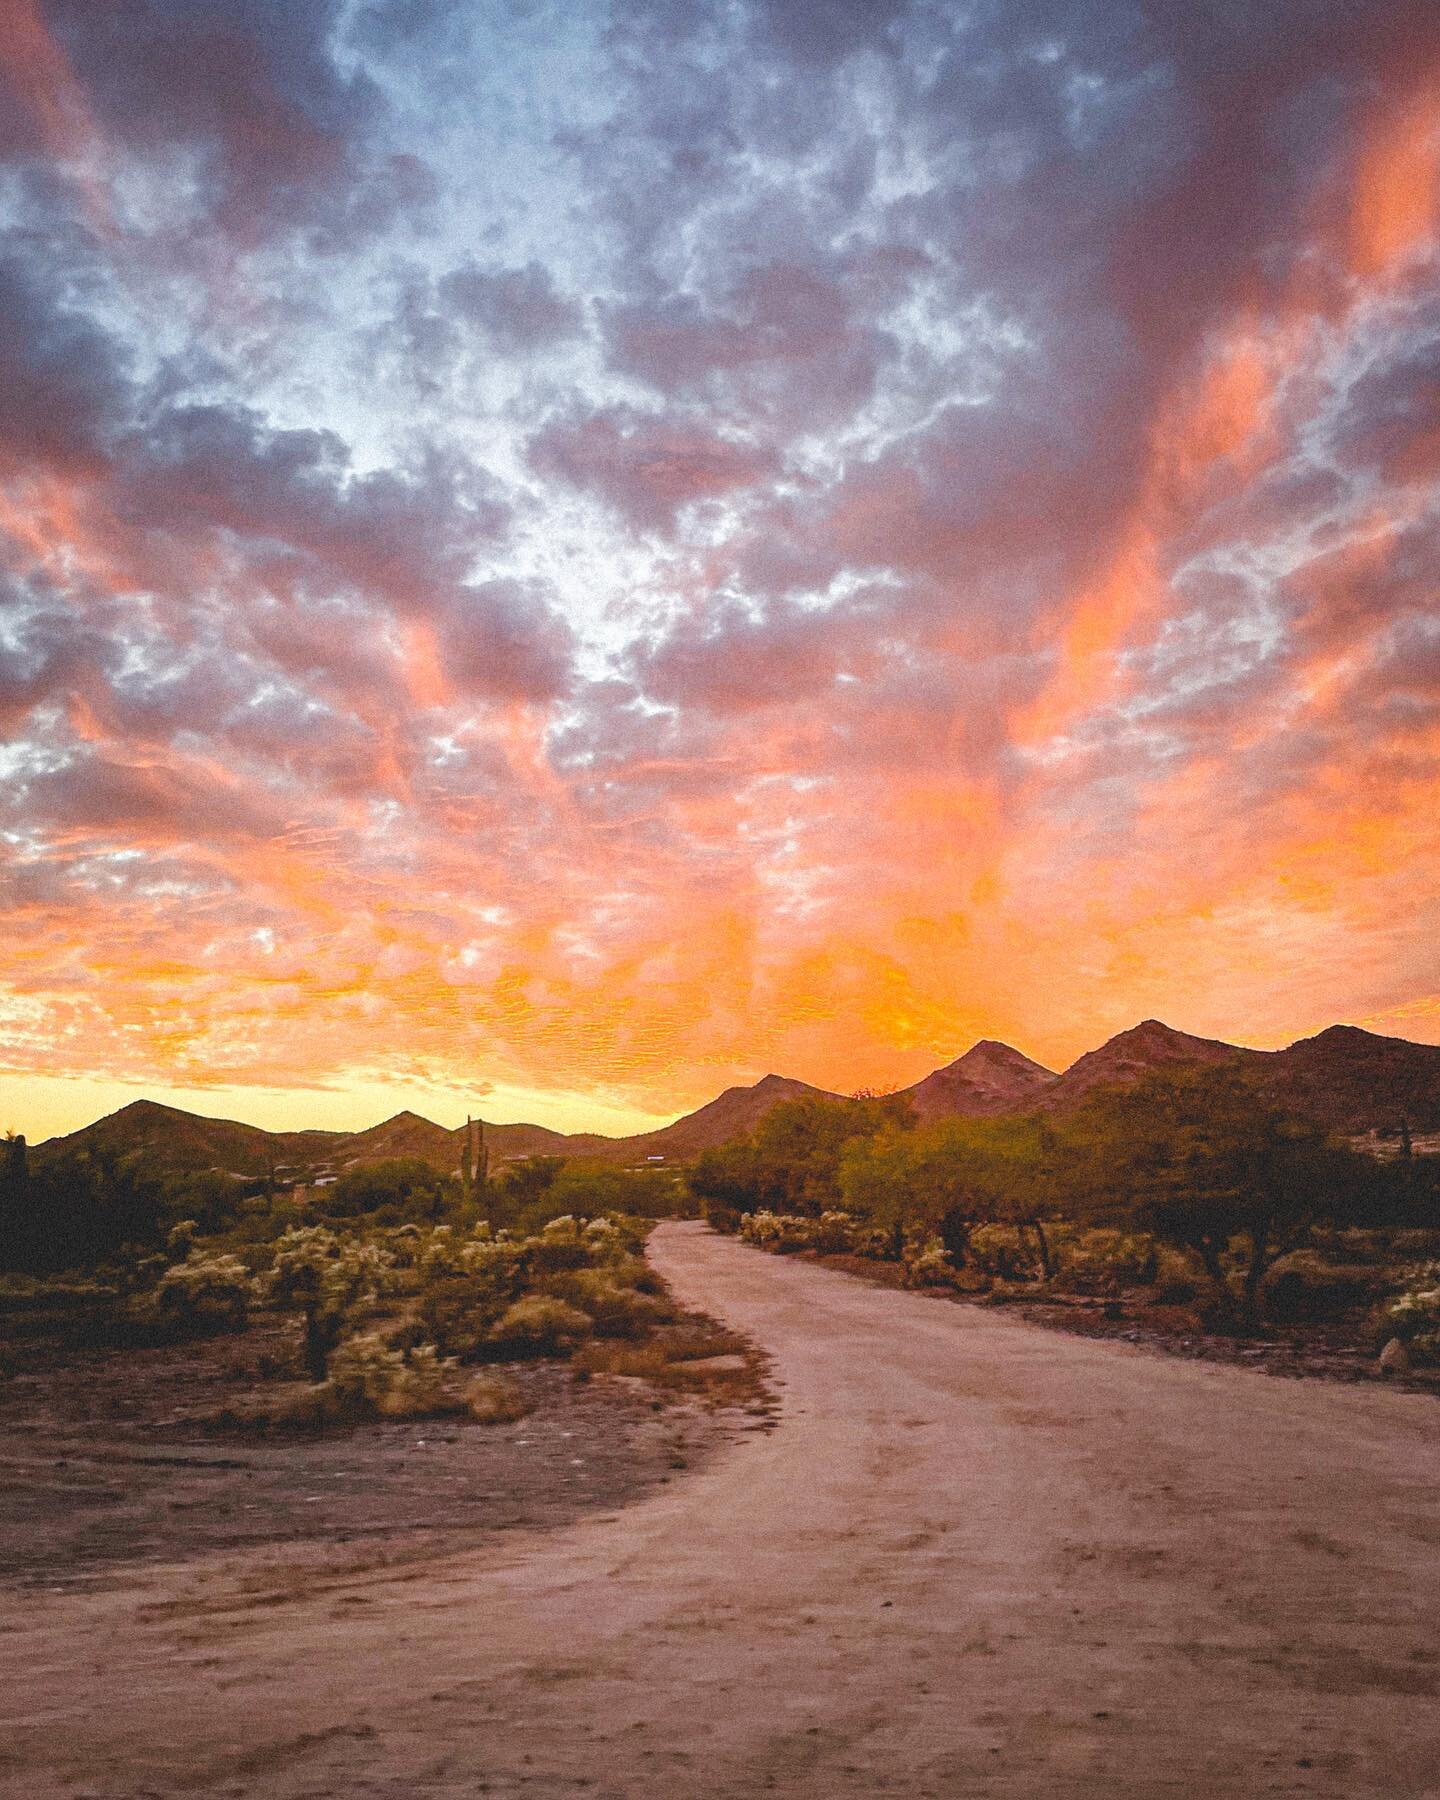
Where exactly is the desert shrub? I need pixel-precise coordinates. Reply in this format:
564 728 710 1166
536 1164 677 1225
141 1252 253 1337
737 1209 871 1256
581 1216 628 1262
523 1216 593 1275
1387 1229 1440 1261
1054 1229 1158 1293
326 1332 462 1418
738 1210 812 1252
465 1374 532 1424
320 1158 453 1223
415 1275 509 1359
547 1267 675 1337
1262 1253 1380 1323
901 1237 954 1288
966 1224 1033 1279
264 1227 399 1378
1152 1245 1203 1304
409 1231 526 1359
489 1294 593 1355
1383 1264 1440 1363
809 1210 859 1253
415 1229 523 1289
165 1219 200 1259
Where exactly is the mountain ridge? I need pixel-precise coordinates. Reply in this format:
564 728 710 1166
28 1020 1440 1175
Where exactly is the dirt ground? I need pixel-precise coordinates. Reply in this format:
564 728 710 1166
2 1221 1438 1798
0 1310 749 1592
793 1250 1440 1395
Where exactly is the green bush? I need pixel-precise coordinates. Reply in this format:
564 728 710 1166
547 1267 674 1338
901 1237 954 1288
320 1158 454 1222
415 1274 510 1359
1152 1245 1202 1304
1054 1229 1157 1293
966 1224 1032 1280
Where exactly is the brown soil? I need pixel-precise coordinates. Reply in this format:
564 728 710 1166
0 1307 762 1593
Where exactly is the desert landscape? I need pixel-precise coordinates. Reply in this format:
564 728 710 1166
1 1225 1437 1798
3 1019 1440 1793
5 0 1440 1791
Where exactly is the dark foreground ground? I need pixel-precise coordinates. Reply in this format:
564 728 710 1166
0 1309 755 1592
1 1222 1437 1798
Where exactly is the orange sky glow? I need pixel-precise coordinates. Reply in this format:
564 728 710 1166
2 3 1439 1143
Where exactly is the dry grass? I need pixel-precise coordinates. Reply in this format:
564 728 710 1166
465 1374 532 1425
573 1312 773 1409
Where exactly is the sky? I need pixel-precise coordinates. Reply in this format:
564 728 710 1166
2 0 1440 1143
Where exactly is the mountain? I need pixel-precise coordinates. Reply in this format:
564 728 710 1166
32 1072 843 1178
493 1073 846 1165
1033 1019 1440 1134
332 1111 463 1174
1038 1020 1249 1113
31 1023 1440 1176
34 1100 344 1177
1260 1025 1440 1134
897 1041 1057 1120
615 1073 843 1161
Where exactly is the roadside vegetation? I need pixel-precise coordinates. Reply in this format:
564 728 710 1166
0 1142 750 1426
693 1067 1440 1374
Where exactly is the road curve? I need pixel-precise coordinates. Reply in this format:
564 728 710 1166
1 1220 1437 1798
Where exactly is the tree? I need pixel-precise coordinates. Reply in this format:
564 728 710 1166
321 1158 453 1223
748 1095 915 1217
1068 1066 1359 1321
689 1142 784 1226
839 1115 1051 1266
0 1132 30 1269
840 1123 980 1258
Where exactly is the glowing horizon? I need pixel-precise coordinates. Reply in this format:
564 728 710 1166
3 2 1439 1145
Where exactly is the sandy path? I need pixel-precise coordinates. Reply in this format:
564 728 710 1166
0 1221 1436 1799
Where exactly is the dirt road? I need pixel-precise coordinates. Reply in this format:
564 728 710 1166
1 1222 1436 1799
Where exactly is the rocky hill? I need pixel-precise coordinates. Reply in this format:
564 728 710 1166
897 1041 1057 1120
1258 1025 1440 1133
331 1112 465 1174
33 1100 344 1178
1036 1020 1249 1112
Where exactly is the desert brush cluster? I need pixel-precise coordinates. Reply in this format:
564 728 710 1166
702 1065 1440 1361
0 1146 708 1423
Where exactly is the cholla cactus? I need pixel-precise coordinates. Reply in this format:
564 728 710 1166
327 1331 458 1417
265 1227 398 1379
582 1216 625 1261
151 1252 253 1332
1386 1263 1440 1363
415 1228 523 1288
901 1237 954 1288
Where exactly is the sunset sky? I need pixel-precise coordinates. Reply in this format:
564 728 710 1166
3 0 1440 1142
